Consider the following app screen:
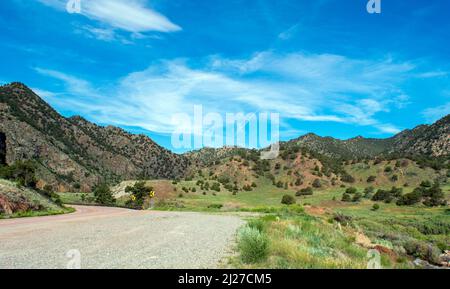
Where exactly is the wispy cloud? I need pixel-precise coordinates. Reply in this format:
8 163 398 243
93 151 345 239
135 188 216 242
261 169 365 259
278 23 300 40
33 51 440 136
34 67 99 97
422 102 450 123
37 0 181 42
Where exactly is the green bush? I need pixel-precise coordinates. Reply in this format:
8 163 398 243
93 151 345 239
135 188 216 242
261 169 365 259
345 187 358 194
312 179 322 188
372 204 380 211
281 194 296 205
341 193 352 202
403 240 441 265
247 218 265 233
238 226 269 263
352 192 362 202
363 186 375 198
341 173 355 183
125 181 152 209
93 184 116 206
207 203 223 209
367 175 376 183
296 187 313 196
0 161 37 188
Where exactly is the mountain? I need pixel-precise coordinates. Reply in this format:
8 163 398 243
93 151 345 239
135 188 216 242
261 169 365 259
290 133 394 160
0 82 448 192
288 118 449 160
389 115 450 157
0 82 189 192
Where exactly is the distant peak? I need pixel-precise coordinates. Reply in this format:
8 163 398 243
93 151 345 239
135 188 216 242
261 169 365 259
348 135 364 141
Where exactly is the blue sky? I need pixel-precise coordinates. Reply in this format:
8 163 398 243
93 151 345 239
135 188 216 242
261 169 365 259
0 0 449 152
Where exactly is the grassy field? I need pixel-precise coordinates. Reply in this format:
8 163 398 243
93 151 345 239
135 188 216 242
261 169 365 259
0 207 75 219
155 179 450 269
56 176 449 269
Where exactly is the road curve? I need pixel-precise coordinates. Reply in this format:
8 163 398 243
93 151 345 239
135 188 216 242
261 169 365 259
0 206 244 269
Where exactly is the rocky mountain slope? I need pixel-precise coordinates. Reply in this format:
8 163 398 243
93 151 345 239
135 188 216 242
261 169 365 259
288 117 449 160
0 132 5 165
389 115 450 157
0 83 189 192
0 82 448 192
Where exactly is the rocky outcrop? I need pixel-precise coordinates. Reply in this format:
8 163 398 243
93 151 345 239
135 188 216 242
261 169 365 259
0 179 59 215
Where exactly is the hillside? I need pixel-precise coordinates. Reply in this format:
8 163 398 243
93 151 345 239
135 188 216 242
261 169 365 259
0 82 448 193
0 179 66 217
0 83 189 192
389 115 450 157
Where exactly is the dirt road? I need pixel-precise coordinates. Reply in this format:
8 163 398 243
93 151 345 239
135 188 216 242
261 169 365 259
0 206 244 269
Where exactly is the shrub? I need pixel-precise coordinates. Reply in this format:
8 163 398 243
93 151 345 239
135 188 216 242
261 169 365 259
345 187 358 194
396 188 422 206
207 204 223 209
0 160 37 188
243 184 252 191
341 173 355 183
420 180 432 188
384 166 392 173
93 184 115 206
367 175 376 183
238 226 269 263
312 179 322 188
403 240 441 265
363 186 374 198
247 219 265 232
372 204 380 211
125 181 152 209
211 182 221 192
296 187 313 196
341 193 352 202
333 212 352 225
352 192 362 202
281 194 296 205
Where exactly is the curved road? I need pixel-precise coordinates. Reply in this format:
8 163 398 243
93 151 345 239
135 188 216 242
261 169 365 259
0 206 244 269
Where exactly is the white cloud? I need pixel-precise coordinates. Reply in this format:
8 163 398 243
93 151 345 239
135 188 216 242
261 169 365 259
422 102 450 123
38 0 181 34
34 67 100 97
33 52 437 136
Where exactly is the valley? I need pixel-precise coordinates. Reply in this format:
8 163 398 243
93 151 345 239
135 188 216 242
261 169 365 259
0 83 449 269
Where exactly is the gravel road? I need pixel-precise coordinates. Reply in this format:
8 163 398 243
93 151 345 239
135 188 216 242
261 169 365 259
0 206 244 269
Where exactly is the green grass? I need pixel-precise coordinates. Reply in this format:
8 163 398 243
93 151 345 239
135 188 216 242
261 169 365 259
0 206 75 219
166 178 449 268
58 192 130 207
231 212 377 269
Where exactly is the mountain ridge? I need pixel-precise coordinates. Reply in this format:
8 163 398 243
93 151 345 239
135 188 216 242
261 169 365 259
0 82 189 191
0 82 448 191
